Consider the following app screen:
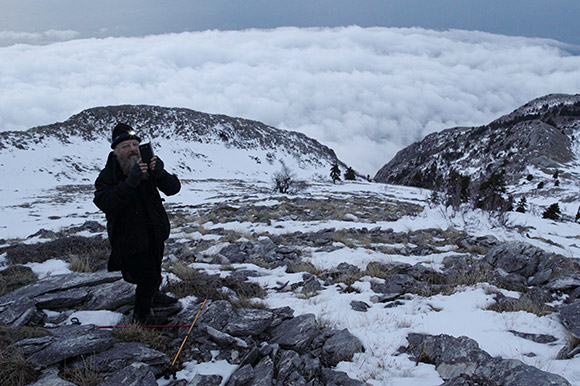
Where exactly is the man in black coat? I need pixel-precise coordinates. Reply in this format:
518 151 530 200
94 123 181 324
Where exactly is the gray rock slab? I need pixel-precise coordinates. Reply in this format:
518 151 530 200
82 342 168 375
559 301 580 338
0 297 45 326
197 300 233 330
190 374 223 386
25 324 115 367
404 333 571 386
34 287 90 310
322 328 365 366
321 368 368 386
225 308 274 337
206 325 248 348
546 274 580 291
0 271 123 326
0 271 123 301
252 356 275 386
98 362 157 386
81 280 135 310
270 313 320 353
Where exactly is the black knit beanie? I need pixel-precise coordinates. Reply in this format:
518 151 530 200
111 123 141 149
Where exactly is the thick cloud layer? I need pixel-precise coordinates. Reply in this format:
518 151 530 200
1 26 579 174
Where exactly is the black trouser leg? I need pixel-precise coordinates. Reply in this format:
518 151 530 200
122 244 164 322
134 275 162 322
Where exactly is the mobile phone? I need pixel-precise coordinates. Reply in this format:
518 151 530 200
139 143 154 164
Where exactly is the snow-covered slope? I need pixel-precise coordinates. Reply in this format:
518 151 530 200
374 93 580 190
0 105 346 189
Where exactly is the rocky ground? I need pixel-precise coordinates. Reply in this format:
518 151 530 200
1 180 580 385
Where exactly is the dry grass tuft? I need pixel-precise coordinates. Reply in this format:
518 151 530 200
68 255 97 273
112 325 172 352
286 261 323 276
229 298 267 310
486 296 553 317
167 262 198 281
0 265 38 297
0 348 39 386
60 360 102 386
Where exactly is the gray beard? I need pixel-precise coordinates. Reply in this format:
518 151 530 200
118 156 148 180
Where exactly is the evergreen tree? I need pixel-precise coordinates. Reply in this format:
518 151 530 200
515 197 527 213
576 206 580 222
445 169 471 209
542 203 561 220
330 163 341 184
344 167 356 181
537 181 544 189
475 171 509 212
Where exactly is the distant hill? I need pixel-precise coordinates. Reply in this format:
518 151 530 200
0 105 346 188
374 94 580 195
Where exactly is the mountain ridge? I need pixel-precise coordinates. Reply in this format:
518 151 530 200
374 93 580 191
0 105 346 188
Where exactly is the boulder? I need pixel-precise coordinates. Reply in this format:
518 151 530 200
322 328 364 366
98 362 157 386
403 333 571 386
270 314 320 353
225 308 274 337
13 324 115 367
559 301 580 339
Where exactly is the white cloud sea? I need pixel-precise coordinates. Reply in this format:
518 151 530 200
1 26 580 175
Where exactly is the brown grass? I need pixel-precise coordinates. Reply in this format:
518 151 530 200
0 348 39 386
59 360 102 386
112 325 172 352
0 265 38 297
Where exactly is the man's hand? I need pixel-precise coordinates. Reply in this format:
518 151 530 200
150 156 164 178
126 161 147 187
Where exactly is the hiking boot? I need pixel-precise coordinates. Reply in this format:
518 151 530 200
152 292 178 307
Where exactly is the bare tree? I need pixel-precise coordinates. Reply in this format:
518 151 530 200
272 161 307 194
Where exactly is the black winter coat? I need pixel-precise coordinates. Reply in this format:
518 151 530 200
94 152 181 272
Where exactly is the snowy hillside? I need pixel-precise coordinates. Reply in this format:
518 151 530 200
0 105 345 190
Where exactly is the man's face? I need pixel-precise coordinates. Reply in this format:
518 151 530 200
114 139 141 163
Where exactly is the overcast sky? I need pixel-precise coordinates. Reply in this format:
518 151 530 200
1 1 579 175
1 0 579 46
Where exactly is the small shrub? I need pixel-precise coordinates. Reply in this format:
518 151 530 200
272 161 308 194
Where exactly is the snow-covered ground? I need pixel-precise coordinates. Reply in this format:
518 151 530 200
1 178 580 385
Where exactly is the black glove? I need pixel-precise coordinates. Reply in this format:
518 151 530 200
126 163 143 188
152 157 165 178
